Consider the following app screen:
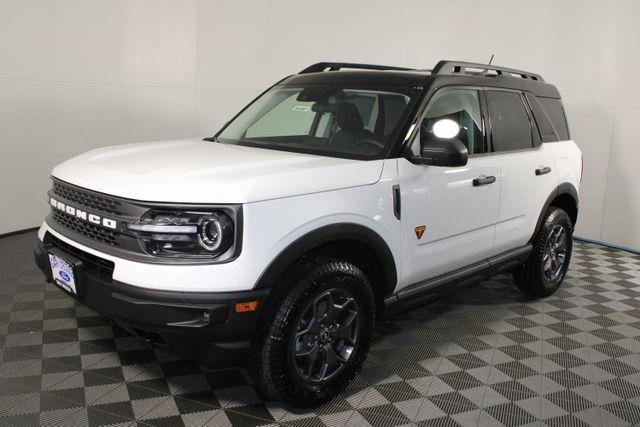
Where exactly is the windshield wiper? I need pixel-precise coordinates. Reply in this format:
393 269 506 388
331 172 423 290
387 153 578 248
203 136 218 142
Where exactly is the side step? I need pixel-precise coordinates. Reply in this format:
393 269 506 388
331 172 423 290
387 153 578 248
383 245 532 318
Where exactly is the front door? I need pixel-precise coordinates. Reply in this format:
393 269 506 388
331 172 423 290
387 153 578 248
397 88 501 290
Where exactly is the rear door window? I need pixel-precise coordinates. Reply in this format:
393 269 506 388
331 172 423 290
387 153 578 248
486 90 534 152
537 97 570 140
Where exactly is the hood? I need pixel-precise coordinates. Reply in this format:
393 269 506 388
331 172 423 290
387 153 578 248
51 139 384 203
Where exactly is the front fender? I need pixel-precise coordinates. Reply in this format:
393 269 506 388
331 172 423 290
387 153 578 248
241 182 401 294
253 222 397 296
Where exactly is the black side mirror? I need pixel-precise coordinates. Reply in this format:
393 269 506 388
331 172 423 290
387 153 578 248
417 136 468 167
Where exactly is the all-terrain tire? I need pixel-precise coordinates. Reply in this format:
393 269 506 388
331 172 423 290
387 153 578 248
514 207 573 297
249 258 375 408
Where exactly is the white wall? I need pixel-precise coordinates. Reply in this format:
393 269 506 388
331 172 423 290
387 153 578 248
1 0 639 250
0 0 200 234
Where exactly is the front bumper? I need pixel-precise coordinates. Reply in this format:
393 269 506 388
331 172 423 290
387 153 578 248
35 233 270 367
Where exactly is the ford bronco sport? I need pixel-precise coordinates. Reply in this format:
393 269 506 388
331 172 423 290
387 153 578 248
35 60 582 406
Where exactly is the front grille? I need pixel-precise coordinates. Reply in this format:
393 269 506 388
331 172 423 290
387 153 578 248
45 233 115 280
52 181 123 215
53 209 118 246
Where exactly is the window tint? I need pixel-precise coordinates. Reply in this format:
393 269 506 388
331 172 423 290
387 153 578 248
420 89 484 154
349 95 377 132
486 91 533 152
383 96 409 136
537 97 570 140
311 92 410 140
525 93 558 142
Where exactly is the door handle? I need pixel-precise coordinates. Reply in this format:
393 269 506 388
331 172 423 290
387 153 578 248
473 176 496 186
535 166 551 176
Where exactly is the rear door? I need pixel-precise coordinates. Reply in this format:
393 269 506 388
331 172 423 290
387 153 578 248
485 89 559 253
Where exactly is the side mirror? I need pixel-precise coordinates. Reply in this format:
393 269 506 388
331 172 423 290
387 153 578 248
418 137 468 167
411 118 469 166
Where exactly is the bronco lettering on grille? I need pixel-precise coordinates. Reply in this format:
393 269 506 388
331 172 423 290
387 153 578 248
49 197 117 230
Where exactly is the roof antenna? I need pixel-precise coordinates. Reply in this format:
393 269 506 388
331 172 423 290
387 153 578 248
484 54 494 75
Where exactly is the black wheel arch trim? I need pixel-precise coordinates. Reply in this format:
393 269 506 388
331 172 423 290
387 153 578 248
252 223 398 297
530 182 579 243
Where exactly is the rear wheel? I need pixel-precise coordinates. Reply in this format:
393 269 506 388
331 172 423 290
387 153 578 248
514 207 573 297
249 258 375 407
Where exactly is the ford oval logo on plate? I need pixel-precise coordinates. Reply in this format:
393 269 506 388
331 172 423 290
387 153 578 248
48 253 77 295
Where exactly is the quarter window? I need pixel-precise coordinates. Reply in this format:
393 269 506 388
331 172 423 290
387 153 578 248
486 91 533 152
525 93 558 142
419 89 484 155
537 97 570 140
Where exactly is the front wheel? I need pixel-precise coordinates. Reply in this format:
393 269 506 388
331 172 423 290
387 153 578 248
514 207 573 297
249 258 375 407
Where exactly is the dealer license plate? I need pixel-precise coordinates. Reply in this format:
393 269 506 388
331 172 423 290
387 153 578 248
48 253 77 294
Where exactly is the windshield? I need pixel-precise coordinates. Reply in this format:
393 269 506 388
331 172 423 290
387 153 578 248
217 85 416 159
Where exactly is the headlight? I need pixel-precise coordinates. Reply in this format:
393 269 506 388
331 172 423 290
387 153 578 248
127 210 235 258
197 216 225 252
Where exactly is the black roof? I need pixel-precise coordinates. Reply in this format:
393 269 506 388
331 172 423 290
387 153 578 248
283 69 429 89
282 61 561 98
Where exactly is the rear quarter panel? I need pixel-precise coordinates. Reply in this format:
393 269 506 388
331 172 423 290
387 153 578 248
549 140 582 196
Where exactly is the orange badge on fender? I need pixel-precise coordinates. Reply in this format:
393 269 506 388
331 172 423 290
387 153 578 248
415 225 426 239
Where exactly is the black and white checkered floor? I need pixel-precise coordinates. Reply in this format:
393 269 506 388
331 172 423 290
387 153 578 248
2 232 640 426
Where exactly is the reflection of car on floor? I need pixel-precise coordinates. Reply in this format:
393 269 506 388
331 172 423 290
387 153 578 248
34 60 582 407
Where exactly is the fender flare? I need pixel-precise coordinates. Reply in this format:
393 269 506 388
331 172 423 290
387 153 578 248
530 182 579 242
253 223 398 297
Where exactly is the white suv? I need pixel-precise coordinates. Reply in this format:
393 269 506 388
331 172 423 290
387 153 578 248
35 61 582 406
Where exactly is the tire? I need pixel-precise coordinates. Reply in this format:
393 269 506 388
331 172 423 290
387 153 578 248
249 258 375 408
514 207 573 297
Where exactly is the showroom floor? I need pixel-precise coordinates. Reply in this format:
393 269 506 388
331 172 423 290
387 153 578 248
2 232 640 427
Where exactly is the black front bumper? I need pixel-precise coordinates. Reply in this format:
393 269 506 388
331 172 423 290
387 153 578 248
35 233 270 367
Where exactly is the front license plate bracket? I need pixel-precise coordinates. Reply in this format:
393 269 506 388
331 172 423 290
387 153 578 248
47 248 83 296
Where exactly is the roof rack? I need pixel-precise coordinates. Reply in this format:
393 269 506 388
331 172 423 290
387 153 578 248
299 62 415 74
432 60 544 82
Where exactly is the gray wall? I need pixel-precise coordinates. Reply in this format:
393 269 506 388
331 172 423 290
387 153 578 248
1 0 639 251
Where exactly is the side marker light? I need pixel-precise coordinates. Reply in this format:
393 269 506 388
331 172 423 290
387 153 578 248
235 301 258 313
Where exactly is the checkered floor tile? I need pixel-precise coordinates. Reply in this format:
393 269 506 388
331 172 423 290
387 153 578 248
2 231 640 426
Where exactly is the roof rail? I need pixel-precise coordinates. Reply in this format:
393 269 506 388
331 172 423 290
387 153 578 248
432 60 544 82
299 62 415 74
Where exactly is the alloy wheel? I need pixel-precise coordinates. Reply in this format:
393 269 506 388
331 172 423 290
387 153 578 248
543 224 567 283
292 288 360 383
